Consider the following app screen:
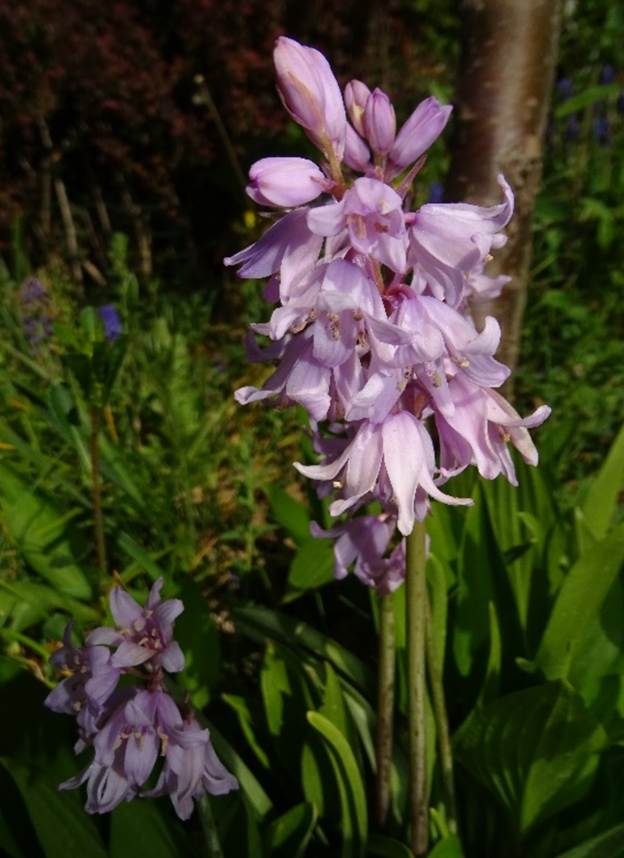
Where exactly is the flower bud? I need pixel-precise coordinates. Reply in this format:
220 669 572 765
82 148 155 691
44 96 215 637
343 125 371 172
390 96 453 170
344 79 371 136
246 157 329 208
364 88 396 155
273 37 346 158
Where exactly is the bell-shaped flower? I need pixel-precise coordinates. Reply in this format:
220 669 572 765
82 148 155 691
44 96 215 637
45 624 120 736
274 36 346 159
344 79 371 136
311 514 405 594
144 716 238 820
224 210 323 298
364 88 396 155
344 124 371 172
408 175 514 294
435 376 550 483
246 157 330 208
61 689 184 814
308 177 407 273
87 578 184 674
295 413 471 534
389 96 453 174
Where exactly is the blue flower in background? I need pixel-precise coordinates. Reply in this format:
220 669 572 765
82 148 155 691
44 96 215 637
99 304 123 341
19 276 52 349
599 65 615 85
565 115 580 141
556 77 573 100
427 181 444 203
593 116 609 145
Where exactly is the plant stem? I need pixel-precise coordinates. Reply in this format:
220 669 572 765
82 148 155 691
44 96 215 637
198 795 224 858
375 590 396 827
90 404 107 579
406 519 428 856
425 596 458 835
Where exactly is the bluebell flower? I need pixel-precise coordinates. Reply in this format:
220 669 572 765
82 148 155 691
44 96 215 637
556 78 573 100
599 65 615 85
594 116 609 144
98 304 123 341
427 181 444 204
565 115 580 141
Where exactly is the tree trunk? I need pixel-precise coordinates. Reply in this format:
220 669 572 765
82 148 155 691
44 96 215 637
447 0 562 387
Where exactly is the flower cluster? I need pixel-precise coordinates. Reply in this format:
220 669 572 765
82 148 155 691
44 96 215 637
44 579 238 819
226 37 550 592
19 277 53 349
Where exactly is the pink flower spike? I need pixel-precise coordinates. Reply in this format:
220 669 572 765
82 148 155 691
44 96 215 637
274 36 346 159
246 157 329 208
364 88 396 155
389 96 453 173
344 79 371 136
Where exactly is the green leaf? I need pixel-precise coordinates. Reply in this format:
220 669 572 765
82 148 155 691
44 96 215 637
117 532 168 583
366 832 415 856
0 464 93 599
265 802 317 858
554 83 621 118
0 580 98 630
3 760 107 858
235 605 373 695
222 694 270 769
454 681 607 834
581 423 624 541
554 823 624 858
207 724 272 819
535 524 624 679
307 710 368 857
428 834 464 857
286 539 334 598
110 801 180 858
264 485 311 544
260 644 291 736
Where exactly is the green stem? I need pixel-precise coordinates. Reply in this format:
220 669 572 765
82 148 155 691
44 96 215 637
406 520 428 856
90 404 107 580
425 597 458 835
375 590 396 827
198 795 224 858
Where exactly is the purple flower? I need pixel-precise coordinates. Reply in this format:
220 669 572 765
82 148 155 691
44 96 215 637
295 415 472 535
311 515 405 594
599 65 615 85
428 182 444 204
364 88 396 155
273 36 346 159
44 624 120 737
389 97 453 174
144 716 238 819
308 177 407 273
344 124 371 172
556 78 573 100
224 210 323 298
247 157 330 207
99 304 123 341
593 116 609 145
344 79 371 136
87 578 184 673
20 277 48 304
565 115 580 142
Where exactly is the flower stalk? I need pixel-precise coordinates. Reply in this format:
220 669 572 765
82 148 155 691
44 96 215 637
375 590 396 827
406 519 428 856
425 595 458 835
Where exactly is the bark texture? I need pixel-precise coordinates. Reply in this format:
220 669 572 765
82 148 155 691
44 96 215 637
447 0 562 384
